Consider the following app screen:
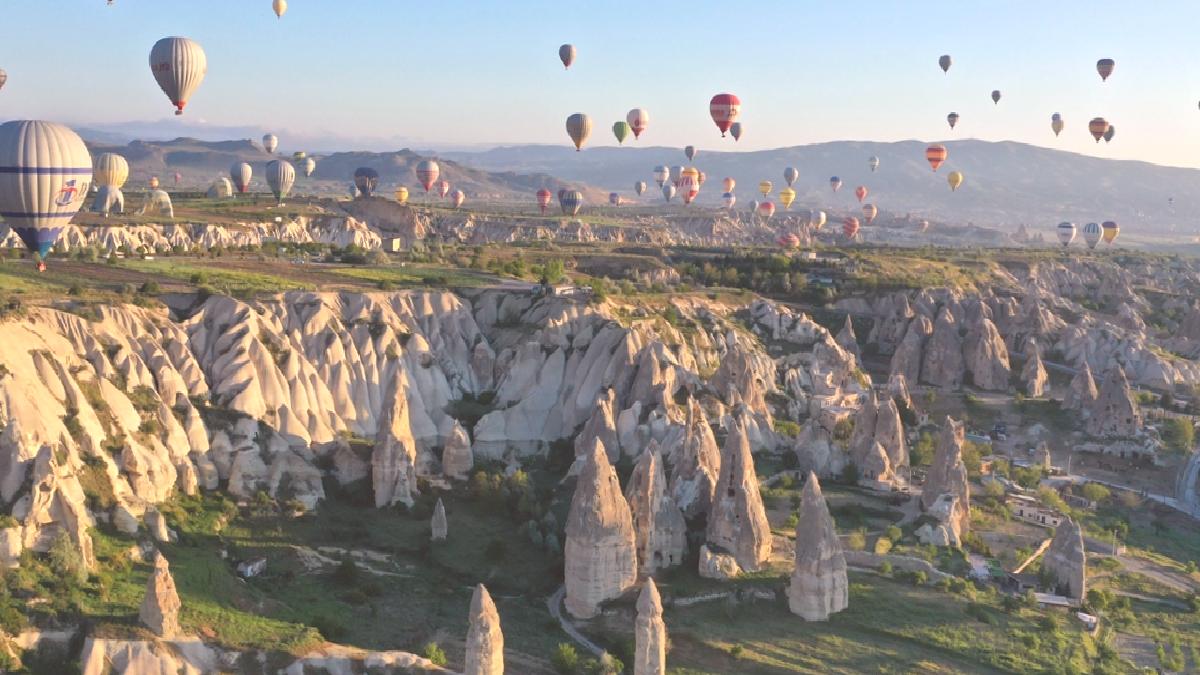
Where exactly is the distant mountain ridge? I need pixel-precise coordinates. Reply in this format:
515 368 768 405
441 140 1199 234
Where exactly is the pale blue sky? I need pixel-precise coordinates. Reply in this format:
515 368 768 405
4 1 1200 165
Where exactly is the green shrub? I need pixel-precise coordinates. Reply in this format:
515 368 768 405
422 642 447 667
552 643 580 674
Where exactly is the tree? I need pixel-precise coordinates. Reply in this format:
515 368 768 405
48 531 86 585
1160 418 1195 455
1080 482 1111 504
552 643 580 674
422 642 447 667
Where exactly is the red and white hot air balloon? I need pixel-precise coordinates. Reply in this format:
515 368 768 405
843 216 860 239
709 93 741 137
536 188 552 214
854 185 868 203
416 160 439 193
757 201 775 220
435 180 450 198
626 108 649 139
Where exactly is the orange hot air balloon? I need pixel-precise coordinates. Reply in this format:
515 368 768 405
536 188 552 214
722 177 736 193
925 144 948 171
862 203 878 223
854 185 868 203
1088 117 1109 143
843 216 860 239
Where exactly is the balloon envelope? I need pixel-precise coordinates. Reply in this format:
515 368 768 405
729 122 743 141
758 180 772 196
94 153 129 188
612 121 631 144
1088 117 1109 142
416 160 440 192
565 113 592 151
272 0 287 17
661 184 675 202
843 216 860 239
991 90 1001 104
230 162 252 193
1082 222 1102 249
722 177 736 192
626 108 649 138
265 159 295 204
709 93 741 136
0 121 93 258
779 187 796 209
684 145 696 162
609 192 621 206
757 201 775 219
449 189 465 208
722 192 736 209
783 167 799 186
829 176 842 192
394 186 409 204
560 190 583 215
1051 115 1065 137
1057 221 1077 247
868 156 880 172
634 181 646 196
262 134 278 154
1096 58 1115 81
354 167 379 197
1101 221 1119 244
938 54 952 72
559 44 576 68
652 166 669 187
947 112 959 129
536 188 552 213
149 36 207 115
925 144 948 171
862 203 877 223
854 185 868 203
947 171 964 191
303 157 316 177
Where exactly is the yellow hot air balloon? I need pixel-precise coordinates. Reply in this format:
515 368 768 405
778 187 796 209
395 186 409 204
94 153 129 188
947 171 964 191
758 180 772 197
272 0 287 18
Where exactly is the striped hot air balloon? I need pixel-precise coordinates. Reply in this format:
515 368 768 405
1057 222 1077 247
679 168 700 205
395 186 409 204
230 162 251 193
783 167 799 187
565 113 592 151
1101 221 1119 244
757 201 775 220
0 121 93 266
354 167 380 197
265 159 295 205
653 165 670 188
709 93 741 136
449 189 465 208
758 180 772 197
779 187 796 210
1088 117 1109 143
843 216 860 239
560 189 583 215
94 153 129 188
626 108 649 139
149 37 207 115
855 185 868 203
925 144 948 171
862 203 878 223
1082 222 1102 249
536 188 552 214
416 160 439 192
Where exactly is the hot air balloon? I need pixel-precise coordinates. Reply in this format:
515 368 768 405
938 55 952 73
830 176 842 192
948 171 964 191
808 209 826 230
395 186 409 204
536 188 553 214
449 189 465 208
272 0 287 18
265 159 295 205
779 187 796 209
661 184 676 202
566 114 592 151
783 167 799 187
991 90 1001 104
559 44 576 69
925 144 948 171
416 160 440 192
722 177 736 193
1096 58 1115 81
1056 222 1077 247
0 121 92 268
709 93 741 137
652 166 669 188
671 166 684 187
843 216 860 239
1101 221 1119 244
560 190 583 215
862 203 878 223
947 112 959 129
722 192 736 209
634 181 647 196
868 156 880 172
1082 222 1101 249
626 108 649 139
684 145 697 162
1088 117 1109 142
1051 113 1064 137
757 201 775 220
262 133 278 154
778 233 800 249
918 220 930 233
854 185 868 203
149 37 207 115
354 167 380 197
1103 125 1115 143
91 186 123 217
148 176 160 190
758 180 772 197
232 160 256 193
435 180 450 199
729 122 743 141
679 168 700 204
292 151 306 162
612 121 631 145
94 153 129 188
303 157 316 177
208 177 233 199
696 171 706 187
609 192 621 206
0 69 6 91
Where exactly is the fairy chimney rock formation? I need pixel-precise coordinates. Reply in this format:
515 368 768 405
1021 341 1049 397
1086 366 1142 437
835 315 861 365
1044 518 1087 600
1063 361 1099 412
788 473 848 621
463 583 504 675
920 417 971 541
431 497 448 541
139 553 182 639
624 445 686 575
564 439 638 619
373 374 419 507
441 421 474 480
963 315 1011 391
667 398 721 518
921 307 964 389
634 578 667 675
705 419 771 572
